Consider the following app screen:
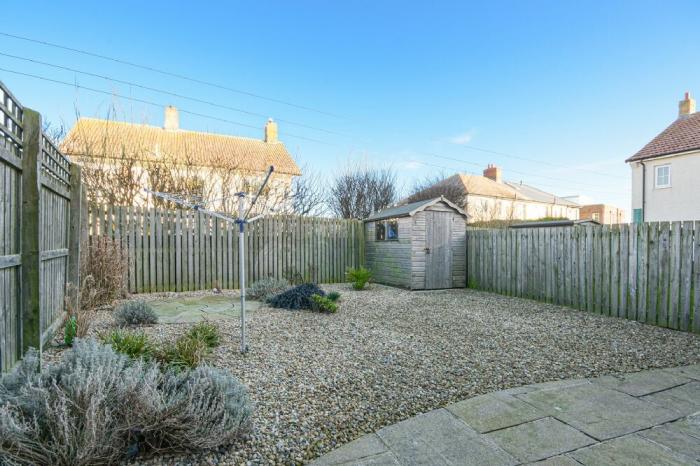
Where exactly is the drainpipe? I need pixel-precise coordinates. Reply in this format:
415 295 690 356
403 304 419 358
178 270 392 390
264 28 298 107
640 161 646 223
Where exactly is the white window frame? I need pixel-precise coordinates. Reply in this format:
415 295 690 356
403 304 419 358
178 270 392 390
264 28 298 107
654 164 671 189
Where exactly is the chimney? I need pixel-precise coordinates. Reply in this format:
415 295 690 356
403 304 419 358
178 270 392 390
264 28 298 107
164 105 179 131
483 164 502 183
679 91 696 118
264 118 278 143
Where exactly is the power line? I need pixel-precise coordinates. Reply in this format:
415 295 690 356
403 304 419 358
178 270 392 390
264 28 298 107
412 149 628 192
0 51 354 139
452 143 627 180
406 158 628 197
0 67 335 145
0 31 345 119
0 30 630 181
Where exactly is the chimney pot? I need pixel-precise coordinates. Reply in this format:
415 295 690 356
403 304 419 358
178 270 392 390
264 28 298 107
679 91 696 118
483 164 502 183
264 118 278 143
164 106 179 131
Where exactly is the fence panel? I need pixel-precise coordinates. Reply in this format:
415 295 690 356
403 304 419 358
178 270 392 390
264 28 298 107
0 81 80 372
467 223 700 334
89 205 365 293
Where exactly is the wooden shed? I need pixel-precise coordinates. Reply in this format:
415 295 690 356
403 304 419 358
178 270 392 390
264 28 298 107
364 196 468 290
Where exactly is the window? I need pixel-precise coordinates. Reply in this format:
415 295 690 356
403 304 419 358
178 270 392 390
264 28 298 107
375 219 399 241
375 221 386 240
655 164 671 188
387 220 399 240
592 212 600 222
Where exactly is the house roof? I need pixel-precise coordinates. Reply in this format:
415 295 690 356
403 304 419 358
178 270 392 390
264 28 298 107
60 118 302 176
428 173 578 206
626 112 700 162
365 196 468 222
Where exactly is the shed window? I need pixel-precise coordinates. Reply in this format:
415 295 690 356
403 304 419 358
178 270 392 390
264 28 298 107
375 221 386 240
375 219 399 241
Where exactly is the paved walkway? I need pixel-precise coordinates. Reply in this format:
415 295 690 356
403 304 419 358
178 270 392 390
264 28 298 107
312 364 700 465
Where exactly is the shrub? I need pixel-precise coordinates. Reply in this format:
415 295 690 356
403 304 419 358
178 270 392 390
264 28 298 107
327 291 341 302
64 315 78 346
114 300 158 327
267 283 325 310
102 329 155 360
81 236 128 308
159 335 211 370
0 340 251 465
310 294 338 313
248 276 289 301
185 321 221 348
346 266 372 290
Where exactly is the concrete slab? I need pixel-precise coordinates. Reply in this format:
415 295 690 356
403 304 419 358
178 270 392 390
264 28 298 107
638 419 700 461
569 434 692 465
310 434 390 465
664 364 700 381
447 392 545 433
501 378 590 396
517 383 679 440
377 409 516 466
486 417 594 463
642 381 700 416
148 295 262 323
593 369 690 397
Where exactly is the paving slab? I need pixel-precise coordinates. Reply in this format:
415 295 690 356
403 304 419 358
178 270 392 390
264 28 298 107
642 381 700 416
447 392 545 433
486 417 594 463
376 409 516 466
501 378 590 396
593 369 691 397
569 434 692 465
517 383 680 440
310 434 391 465
664 363 700 381
638 419 700 461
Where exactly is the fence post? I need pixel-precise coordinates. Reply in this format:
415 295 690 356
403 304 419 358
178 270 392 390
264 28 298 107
68 164 83 311
20 109 42 353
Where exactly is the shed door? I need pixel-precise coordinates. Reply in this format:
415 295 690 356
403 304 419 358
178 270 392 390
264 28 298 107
425 211 453 289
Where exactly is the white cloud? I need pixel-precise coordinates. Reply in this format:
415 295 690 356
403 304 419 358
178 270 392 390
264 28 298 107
449 129 476 145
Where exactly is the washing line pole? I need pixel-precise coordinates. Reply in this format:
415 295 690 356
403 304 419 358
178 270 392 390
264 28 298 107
144 165 274 355
237 192 248 353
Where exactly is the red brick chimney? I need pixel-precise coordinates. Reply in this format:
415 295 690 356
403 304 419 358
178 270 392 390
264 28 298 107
483 164 502 183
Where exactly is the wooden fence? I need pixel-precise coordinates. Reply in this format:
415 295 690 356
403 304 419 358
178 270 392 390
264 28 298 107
88 205 365 293
0 80 83 372
467 223 700 333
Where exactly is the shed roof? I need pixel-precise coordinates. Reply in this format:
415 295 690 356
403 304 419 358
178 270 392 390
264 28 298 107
365 196 468 222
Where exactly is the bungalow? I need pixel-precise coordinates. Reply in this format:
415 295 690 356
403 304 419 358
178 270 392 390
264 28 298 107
626 92 700 222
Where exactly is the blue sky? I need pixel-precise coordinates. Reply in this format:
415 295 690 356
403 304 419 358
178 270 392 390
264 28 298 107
3 0 699 213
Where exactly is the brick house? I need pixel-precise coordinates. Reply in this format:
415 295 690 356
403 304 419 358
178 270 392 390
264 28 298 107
579 204 625 225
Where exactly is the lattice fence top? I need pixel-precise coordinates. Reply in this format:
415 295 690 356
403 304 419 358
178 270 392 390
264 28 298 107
0 80 24 158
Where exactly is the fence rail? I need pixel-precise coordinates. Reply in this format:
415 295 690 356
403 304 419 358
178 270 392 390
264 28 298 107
467 222 700 333
88 205 365 293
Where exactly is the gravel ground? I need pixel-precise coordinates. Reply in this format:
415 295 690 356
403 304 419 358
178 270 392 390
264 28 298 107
47 285 700 465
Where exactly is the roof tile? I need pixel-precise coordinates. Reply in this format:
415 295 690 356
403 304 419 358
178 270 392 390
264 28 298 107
627 112 700 162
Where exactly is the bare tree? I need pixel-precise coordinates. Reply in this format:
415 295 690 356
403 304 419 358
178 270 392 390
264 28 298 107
328 163 398 219
289 165 326 216
407 172 467 206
